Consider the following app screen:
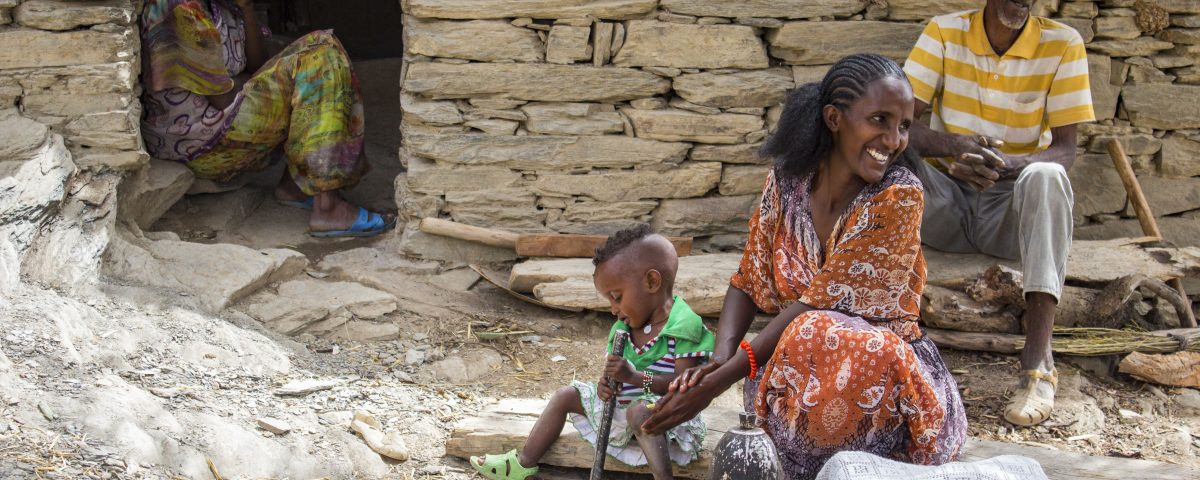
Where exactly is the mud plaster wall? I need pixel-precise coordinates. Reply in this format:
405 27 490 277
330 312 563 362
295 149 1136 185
396 0 1200 262
0 0 145 171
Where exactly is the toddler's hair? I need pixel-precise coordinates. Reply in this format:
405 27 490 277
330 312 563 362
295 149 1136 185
592 224 653 266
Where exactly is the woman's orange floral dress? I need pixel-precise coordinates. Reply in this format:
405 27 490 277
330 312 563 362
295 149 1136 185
730 165 966 479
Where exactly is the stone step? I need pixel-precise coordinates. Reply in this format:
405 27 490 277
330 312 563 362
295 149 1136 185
103 228 307 312
117 159 194 230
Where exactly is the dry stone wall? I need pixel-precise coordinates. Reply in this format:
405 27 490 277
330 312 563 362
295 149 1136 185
0 0 145 171
397 0 1200 259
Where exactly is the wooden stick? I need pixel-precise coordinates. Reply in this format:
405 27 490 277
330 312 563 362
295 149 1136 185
1107 139 1161 238
591 331 629 480
1106 139 1196 328
418 217 519 249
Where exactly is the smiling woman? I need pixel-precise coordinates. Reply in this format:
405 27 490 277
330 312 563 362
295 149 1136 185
639 54 967 479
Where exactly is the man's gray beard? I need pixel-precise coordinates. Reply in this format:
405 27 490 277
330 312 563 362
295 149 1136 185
999 12 1028 30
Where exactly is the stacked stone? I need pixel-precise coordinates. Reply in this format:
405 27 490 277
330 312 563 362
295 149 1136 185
391 0 1199 261
1068 0 1200 245
0 0 144 171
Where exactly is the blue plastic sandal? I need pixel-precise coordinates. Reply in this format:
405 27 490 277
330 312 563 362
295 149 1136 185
309 207 395 238
278 197 314 210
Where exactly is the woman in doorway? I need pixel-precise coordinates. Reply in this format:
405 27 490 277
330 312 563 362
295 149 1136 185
639 54 967 479
140 0 393 237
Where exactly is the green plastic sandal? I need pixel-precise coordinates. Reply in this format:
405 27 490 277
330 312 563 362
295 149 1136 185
470 449 539 480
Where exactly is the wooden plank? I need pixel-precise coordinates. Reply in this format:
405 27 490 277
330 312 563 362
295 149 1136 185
445 389 744 479
447 397 1199 480
419 217 519 249
515 234 693 258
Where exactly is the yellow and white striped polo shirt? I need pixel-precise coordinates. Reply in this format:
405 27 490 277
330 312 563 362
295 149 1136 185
904 10 1095 160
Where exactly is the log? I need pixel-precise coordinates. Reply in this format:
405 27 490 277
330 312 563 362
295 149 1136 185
515 234 692 258
419 217 519 249
921 286 1020 334
446 397 1200 480
1118 351 1200 388
924 328 1021 354
931 271 1192 333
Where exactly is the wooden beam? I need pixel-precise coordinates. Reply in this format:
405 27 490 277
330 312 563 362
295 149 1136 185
419 218 519 249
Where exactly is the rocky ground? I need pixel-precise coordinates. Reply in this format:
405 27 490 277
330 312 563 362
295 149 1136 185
3 224 1198 479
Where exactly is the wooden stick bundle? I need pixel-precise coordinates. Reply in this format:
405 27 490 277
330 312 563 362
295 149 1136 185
927 326 1200 356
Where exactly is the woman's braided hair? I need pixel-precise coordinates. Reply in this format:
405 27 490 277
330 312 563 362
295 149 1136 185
762 53 915 180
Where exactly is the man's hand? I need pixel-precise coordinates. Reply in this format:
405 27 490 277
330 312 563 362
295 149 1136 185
943 135 1008 190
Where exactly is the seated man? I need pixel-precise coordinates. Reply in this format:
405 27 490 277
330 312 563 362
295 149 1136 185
902 0 1094 426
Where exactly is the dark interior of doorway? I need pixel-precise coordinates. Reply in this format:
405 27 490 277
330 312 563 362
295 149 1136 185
262 0 404 60
254 0 404 210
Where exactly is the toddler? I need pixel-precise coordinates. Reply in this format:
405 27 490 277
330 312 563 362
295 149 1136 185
471 224 714 479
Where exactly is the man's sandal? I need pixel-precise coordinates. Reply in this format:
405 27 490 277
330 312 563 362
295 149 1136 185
470 449 539 480
1003 368 1058 427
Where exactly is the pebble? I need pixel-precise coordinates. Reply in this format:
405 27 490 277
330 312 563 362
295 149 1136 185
275 379 339 397
405 349 426 366
38 401 56 421
256 417 292 435
550 355 567 363
1118 408 1143 423
1175 388 1200 411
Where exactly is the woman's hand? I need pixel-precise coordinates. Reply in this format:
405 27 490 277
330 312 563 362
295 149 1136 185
670 360 722 394
640 378 719 435
603 354 636 386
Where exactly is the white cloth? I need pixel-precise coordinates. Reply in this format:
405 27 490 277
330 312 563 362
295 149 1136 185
816 451 1048 480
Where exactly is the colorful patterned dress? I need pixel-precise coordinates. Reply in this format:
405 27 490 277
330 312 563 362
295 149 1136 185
140 0 366 195
730 165 967 479
570 297 714 467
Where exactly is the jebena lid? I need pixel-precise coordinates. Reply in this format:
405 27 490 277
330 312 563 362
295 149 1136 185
739 411 757 429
